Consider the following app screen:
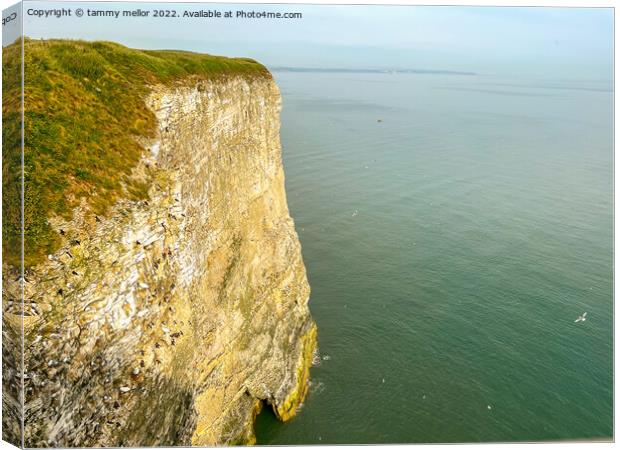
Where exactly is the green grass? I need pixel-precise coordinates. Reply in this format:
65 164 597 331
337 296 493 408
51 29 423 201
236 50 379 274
2 38 271 268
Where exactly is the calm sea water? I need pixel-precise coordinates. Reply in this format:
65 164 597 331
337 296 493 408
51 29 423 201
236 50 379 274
254 72 613 443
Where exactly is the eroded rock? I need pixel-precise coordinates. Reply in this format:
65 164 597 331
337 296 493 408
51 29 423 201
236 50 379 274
3 75 315 447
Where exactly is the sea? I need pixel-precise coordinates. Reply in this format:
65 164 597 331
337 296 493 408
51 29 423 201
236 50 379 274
254 70 614 444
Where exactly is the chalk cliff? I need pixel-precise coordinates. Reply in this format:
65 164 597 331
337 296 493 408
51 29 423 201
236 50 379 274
2 40 316 447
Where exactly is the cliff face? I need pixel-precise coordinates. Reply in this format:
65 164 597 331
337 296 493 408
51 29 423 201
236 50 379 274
3 70 316 446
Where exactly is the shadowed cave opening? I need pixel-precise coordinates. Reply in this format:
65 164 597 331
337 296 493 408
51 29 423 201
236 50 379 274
253 402 282 445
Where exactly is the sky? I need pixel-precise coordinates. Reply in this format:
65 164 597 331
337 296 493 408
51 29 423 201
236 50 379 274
3 1 615 79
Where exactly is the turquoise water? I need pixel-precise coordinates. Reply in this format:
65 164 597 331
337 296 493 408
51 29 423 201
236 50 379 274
255 72 613 443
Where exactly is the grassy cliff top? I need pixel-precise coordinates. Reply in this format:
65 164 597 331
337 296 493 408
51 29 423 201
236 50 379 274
3 38 271 268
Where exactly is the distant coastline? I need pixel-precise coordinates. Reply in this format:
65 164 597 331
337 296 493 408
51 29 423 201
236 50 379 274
269 66 477 76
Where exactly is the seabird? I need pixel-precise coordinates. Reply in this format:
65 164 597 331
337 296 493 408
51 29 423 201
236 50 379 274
574 312 587 323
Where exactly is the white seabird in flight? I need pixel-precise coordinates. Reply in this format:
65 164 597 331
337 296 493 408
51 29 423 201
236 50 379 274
574 312 587 323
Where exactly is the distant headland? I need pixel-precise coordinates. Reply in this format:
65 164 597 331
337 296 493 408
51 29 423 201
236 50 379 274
269 66 477 76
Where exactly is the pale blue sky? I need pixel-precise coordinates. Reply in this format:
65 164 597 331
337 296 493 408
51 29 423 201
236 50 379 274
13 2 615 79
